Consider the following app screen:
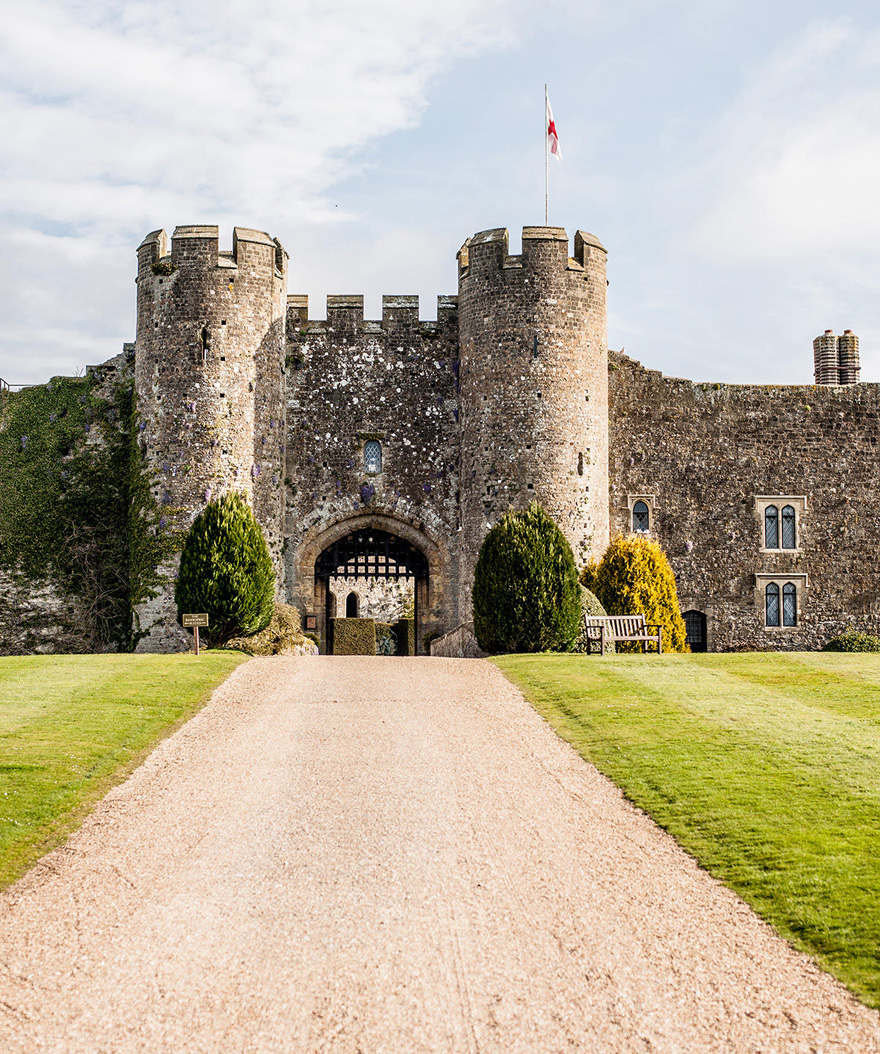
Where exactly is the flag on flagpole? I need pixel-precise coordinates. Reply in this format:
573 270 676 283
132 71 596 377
546 93 561 161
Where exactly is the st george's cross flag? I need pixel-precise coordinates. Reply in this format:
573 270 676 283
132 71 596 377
546 93 561 161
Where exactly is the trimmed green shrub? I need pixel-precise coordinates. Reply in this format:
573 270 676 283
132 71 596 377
590 534 688 653
394 618 415 656
332 618 376 655
573 585 615 654
175 493 275 647
472 502 581 654
226 602 308 656
823 630 880 653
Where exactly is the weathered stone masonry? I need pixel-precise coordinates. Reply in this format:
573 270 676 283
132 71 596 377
3 219 878 653
609 352 880 650
283 293 461 644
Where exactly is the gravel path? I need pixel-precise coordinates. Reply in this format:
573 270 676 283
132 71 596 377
0 656 878 1053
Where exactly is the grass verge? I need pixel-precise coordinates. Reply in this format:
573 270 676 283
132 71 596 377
0 652 247 888
494 651 880 1008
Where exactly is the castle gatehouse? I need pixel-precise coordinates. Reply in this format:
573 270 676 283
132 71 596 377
1 222 878 654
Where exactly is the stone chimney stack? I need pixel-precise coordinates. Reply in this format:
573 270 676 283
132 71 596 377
838 330 860 385
813 329 839 385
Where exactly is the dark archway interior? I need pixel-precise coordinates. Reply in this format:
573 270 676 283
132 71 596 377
315 529 429 580
315 528 430 652
683 610 707 652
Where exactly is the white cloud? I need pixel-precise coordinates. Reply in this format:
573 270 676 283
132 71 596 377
688 20 880 261
0 0 520 378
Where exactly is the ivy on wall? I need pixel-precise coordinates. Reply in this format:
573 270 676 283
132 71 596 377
126 396 185 643
0 369 178 652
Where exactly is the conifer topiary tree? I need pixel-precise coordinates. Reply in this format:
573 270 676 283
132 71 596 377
572 584 615 653
175 492 275 646
472 502 581 653
590 534 688 652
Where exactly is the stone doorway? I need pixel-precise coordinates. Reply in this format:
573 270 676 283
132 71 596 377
315 528 428 654
683 610 708 653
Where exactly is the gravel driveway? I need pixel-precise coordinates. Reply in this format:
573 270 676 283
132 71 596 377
0 656 878 1053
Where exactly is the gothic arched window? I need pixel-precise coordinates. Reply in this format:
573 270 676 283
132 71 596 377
764 505 779 549
346 592 359 618
364 440 382 474
781 505 796 550
782 582 797 626
632 500 650 533
765 582 780 627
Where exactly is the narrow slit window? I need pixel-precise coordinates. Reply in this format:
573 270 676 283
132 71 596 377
632 500 650 533
783 582 797 626
765 582 780 627
764 505 779 549
781 505 796 549
364 440 382 474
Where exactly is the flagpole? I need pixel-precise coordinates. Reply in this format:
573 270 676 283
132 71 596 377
544 83 549 226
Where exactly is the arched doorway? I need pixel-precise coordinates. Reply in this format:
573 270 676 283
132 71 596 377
315 528 429 653
683 610 708 653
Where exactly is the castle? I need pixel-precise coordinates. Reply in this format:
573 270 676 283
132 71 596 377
3 222 879 654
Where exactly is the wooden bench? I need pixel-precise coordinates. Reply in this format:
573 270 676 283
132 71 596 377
582 614 663 656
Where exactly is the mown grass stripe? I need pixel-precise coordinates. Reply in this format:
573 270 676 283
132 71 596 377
0 652 247 888
494 652 880 1008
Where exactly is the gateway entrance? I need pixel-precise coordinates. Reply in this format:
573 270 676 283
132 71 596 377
314 528 429 653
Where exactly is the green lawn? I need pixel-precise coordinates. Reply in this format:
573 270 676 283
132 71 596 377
0 652 247 888
494 652 880 1009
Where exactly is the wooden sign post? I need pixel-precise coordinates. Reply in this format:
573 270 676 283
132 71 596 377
182 613 209 656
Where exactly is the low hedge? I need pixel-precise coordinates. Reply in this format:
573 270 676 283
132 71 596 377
394 618 415 656
823 630 880 653
331 618 376 655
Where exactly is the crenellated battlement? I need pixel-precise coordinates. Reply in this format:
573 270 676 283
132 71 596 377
285 294 458 335
136 225 287 281
458 226 606 281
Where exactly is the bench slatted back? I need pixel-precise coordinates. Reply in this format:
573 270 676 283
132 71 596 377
584 615 647 634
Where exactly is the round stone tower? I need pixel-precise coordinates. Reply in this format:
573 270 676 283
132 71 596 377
134 225 288 651
457 225 609 618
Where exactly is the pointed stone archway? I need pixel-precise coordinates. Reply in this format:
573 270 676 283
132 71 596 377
290 513 455 654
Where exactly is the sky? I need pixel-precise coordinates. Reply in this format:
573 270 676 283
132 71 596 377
2 0 880 385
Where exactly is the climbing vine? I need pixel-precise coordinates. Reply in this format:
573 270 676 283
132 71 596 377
0 369 177 652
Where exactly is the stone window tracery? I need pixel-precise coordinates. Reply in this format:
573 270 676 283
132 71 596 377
781 505 796 549
632 500 650 533
364 440 382 474
765 582 780 627
764 505 779 549
757 574 806 629
756 496 805 553
626 494 655 534
782 582 797 626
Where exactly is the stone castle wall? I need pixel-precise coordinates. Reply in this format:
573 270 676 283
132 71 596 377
608 351 880 650
134 226 287 651
283 294 461 645
5 217 879 656
456 227 608 617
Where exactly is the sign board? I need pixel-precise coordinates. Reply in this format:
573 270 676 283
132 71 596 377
304 614 317 631
182 613 209 628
